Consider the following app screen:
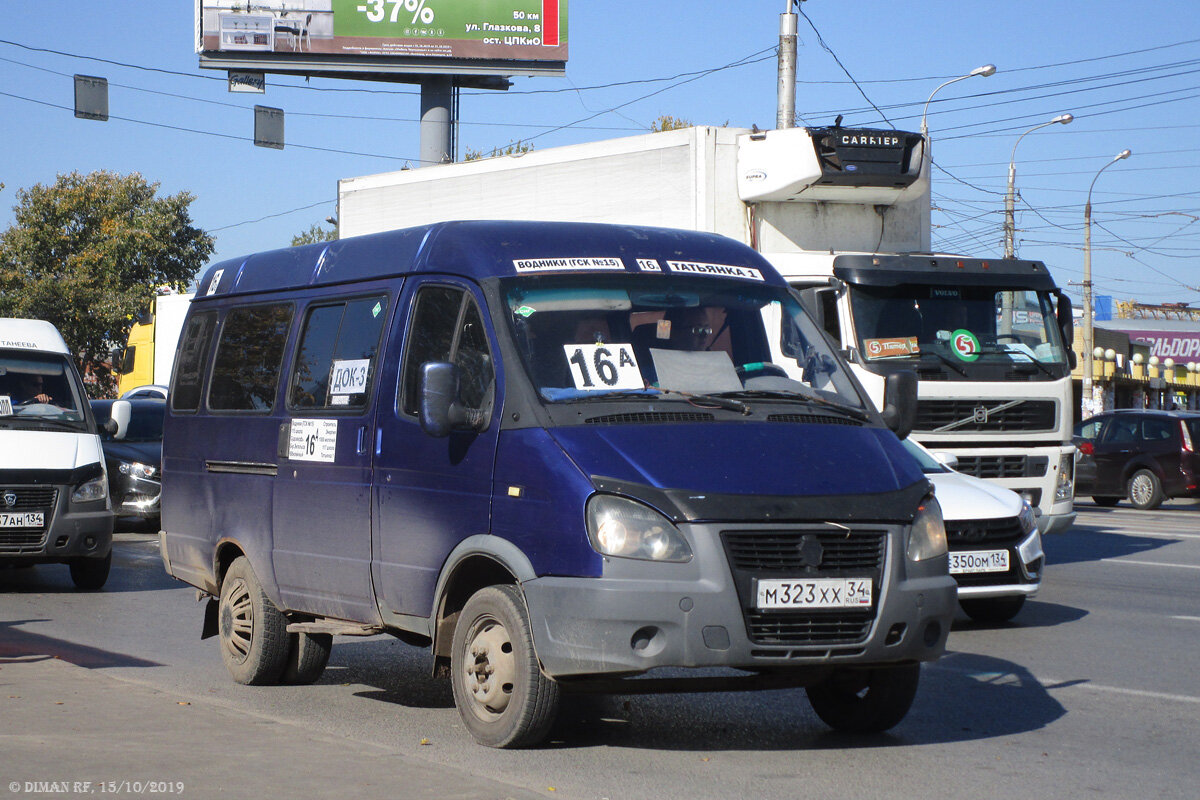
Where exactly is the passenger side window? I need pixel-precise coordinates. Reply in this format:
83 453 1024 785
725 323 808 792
401 286 494 416
209 303 293 412
172 311 217 412
289 296 388 410
1141 418 1172 442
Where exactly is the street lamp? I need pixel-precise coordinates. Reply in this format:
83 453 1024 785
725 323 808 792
1082 148 1133 419
1004 114 1073 259
920 64 997 136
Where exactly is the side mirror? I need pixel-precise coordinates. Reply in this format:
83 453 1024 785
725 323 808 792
107 400 132 440
881 370 917 440
932 451 959 470
1056 293 1076 368
419 362 485 438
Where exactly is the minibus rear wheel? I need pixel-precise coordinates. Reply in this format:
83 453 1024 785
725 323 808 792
218 556 289 685
806 662 920 734
450 584 561 748
281 632 332 685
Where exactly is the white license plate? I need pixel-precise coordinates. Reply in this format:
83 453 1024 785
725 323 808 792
0 512 43 528
949 549 1010 574
756 578 873 610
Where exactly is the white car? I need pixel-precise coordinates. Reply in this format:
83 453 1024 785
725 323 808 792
120 384 168 400
903 439 1044 623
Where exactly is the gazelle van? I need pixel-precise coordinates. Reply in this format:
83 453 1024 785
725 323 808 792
159 220 955 747
0 318 113 589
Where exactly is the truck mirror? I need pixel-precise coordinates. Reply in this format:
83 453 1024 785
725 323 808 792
881 370 917 440
1056 293 1075 368
419 362 485 438
108 399 132 440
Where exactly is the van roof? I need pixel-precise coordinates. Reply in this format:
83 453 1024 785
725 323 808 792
0 318 70 354
195 220 786 300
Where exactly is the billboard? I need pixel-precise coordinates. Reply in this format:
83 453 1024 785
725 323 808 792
1128 329 1200 367
196 0 567 79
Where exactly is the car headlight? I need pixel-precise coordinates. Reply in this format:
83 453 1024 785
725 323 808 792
906 495 947 562
585 495 692 562
1018 501 1037 535
71 475 108 504
118 460 159 480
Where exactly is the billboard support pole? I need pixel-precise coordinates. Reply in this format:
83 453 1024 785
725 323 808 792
420 76 454 166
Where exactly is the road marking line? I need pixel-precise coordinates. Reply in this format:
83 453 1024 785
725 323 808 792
1171 615 1200 622
932 665 1200 705
1108 531 1200 540
1101 558 1200 570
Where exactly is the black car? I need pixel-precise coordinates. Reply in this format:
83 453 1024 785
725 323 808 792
89 398 165 524
1073 409 1200 510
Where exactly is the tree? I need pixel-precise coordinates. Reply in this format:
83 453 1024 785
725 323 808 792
650 115 692 132
292 223 337 246
464 140 534 161
0 170 213 396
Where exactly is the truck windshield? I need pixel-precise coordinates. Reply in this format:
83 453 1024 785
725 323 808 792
0 352 89 427
503 275 866 409
849 284 1067 373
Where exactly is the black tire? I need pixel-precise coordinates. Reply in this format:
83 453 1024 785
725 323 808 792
960 595 1026 623
450 584 560 748
806 663 920 734
218 556 289 685
280 632 332 685
1127 469 1164 510
69 552 111 591
1091 496 1120 508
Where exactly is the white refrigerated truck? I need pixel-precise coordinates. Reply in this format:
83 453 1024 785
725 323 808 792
337 126 1077 534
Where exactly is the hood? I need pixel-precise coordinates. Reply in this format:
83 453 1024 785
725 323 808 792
101 440 162 468
0 430 104 470
928 468 1023 522
549 422 924 498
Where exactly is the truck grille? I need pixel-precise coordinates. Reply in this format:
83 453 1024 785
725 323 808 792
0 486 57 509
721 529 886 647
954 455 1048 479
915 400 1056 433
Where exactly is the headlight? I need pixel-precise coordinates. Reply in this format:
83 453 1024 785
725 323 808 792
71 475 108 504
585 495 692 562
1055 453 1074 502
906 495 947 562
1018 501 1037 535
118 460 159 480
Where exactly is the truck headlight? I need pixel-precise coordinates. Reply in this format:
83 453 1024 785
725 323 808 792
71 475 108 504
906 496 947 562
586 495 692 562
118 460 158 480
1055 453 1074 502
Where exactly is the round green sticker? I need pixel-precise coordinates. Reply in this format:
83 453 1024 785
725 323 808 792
951 329 980 361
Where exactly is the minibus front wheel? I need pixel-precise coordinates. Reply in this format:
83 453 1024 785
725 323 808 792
450 585 561 748
218 556 289 685
805 662 921 734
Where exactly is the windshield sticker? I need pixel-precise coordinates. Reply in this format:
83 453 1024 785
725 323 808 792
656 319 671 339
513 257 625 273
665 261 764 281
636 258 662 272
288 418 338 463
563 343 643 391
205 268 224 296
329 359 371 395
516 305 536 318
865 337 920 359
952 329 981 361
0 396 11 416
372 301 383 318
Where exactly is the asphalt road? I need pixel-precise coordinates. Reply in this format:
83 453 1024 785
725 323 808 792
2 503 1198 800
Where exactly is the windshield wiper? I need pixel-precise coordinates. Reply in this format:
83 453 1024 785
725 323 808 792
559 390 661 404
918 350 969 377
980 346 1058 377
716 389 870 422
7 418 85 432
659 388 750 415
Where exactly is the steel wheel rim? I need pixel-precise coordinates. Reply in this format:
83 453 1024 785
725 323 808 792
461 615 516 721
221 577 254 665
1130 474 1153 506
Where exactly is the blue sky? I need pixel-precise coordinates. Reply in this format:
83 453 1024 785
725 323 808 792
2 1 1198 309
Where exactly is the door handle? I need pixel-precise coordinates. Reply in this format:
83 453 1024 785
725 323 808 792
357 426 368 455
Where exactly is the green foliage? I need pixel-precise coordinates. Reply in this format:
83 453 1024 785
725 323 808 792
291 223 337 247
0 170 213 396
650 115 692 132
463 140 534 161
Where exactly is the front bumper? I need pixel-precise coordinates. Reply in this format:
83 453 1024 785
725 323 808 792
522 521 956 679
0 482 112 565
952 528 1043 600
111 473 161 519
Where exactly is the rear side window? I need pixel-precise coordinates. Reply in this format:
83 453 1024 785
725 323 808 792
209 303 293 412
401 286 494 416
289 296 388 410
1076 418 1104 441
172 311 217 412
1141 417 1173 442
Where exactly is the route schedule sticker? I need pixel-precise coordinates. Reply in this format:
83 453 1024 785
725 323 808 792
288 419 339 463
513 257 625 273
563 343 643 391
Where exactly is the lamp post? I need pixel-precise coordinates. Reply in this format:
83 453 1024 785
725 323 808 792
920 64 997 137
1004 114 1073 259
1082 148 1133 418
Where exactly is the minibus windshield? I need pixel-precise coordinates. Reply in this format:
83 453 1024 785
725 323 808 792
0 353 88 427
503 275 866 410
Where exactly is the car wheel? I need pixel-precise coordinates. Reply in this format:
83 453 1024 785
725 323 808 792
69 552 111 591
960 595 1026 623
1091 496 1120 507
280 632 332 685
218 556 289 685
805 662 920 734
1127 469 1164 510
450 584 560 748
